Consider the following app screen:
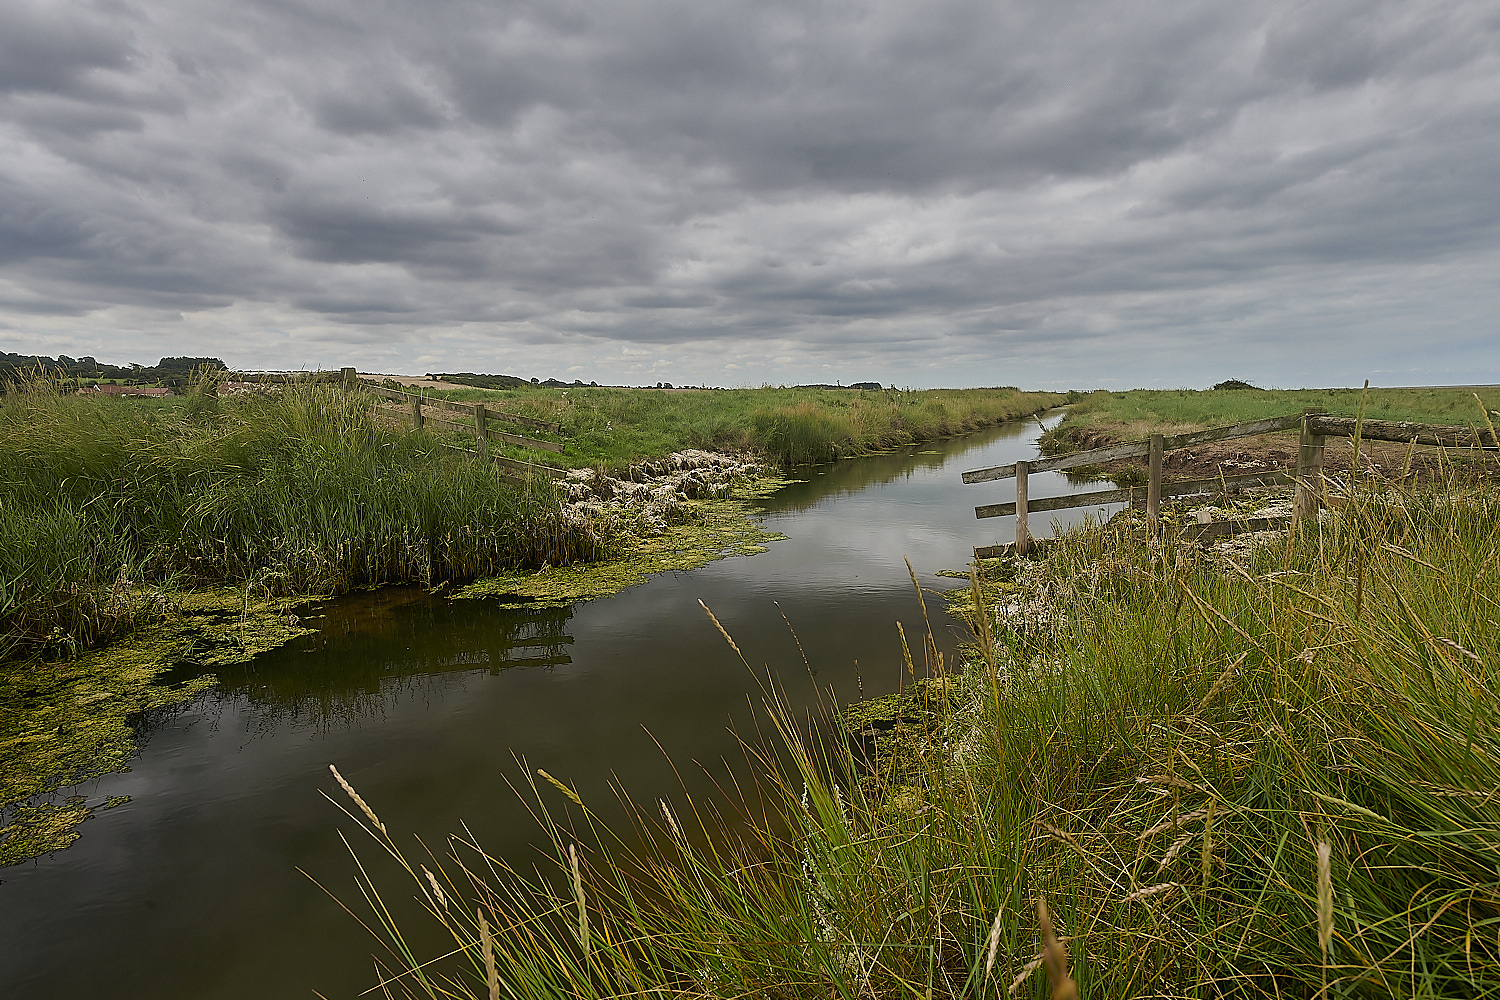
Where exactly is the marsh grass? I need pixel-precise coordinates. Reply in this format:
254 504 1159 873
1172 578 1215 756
1 376 1055 660
1046 385 1500 440
385 383 1062 470
335 468 1500 998
0 377 605 659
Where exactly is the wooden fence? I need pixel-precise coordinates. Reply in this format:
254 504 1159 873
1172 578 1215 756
963 409 1498 558
221 368 564 480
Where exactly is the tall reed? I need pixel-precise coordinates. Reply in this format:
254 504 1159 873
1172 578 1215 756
0 378 608 658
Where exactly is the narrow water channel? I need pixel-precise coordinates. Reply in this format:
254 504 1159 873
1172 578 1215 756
0 413 1118 999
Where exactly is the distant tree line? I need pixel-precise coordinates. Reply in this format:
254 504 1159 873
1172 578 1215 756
0 353 227 391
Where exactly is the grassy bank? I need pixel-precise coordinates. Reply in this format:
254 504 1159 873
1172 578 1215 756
1041 385 1500 455
1 379 1057 662
382 382 1062 469
0 378 608 662
337 470 1500 997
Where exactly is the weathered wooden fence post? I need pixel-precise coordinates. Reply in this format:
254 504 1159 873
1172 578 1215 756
341 367 357 386
1147 434 1164 534
474 403 489 462
1014 460 1030 553
410 395 424 429
1296 408 1327 521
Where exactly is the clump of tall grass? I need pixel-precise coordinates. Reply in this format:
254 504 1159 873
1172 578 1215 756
0 377 608 659
335 468 1500 998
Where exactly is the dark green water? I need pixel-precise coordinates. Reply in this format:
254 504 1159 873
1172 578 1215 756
0 415 1114 998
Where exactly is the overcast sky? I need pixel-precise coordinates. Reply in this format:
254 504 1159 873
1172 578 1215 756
2 0 1497 388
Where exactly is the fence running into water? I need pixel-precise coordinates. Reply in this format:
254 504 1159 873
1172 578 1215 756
224 367 564 481
962 408 1499 556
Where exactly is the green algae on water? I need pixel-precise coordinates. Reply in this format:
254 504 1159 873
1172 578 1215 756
0 588 318 865
0 797 92 866
0 479 794 864
456 482 792 607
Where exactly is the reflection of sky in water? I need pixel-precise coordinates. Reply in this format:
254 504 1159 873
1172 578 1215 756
0 411 1129 1000
754 412 1120 593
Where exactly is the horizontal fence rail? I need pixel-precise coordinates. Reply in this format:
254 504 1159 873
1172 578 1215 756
960 415 1304 483
360 379 566 476
974 471 1295 519
1307 415 1498 448
965 407 1497 555
377 405 564 452
220 369 568 480
437 443 558 479
361 383 562 432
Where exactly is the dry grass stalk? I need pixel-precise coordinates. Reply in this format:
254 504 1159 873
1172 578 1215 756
698 599 747 665
421 865 448 911
1201 799 1217 885
1038 898 1079 1000
1154 829 1196 875
970 565 996 668
659 798 684 843
1196 653 1248 714
570 843 590 961
984 906 1006 979
1476 393 1500 451
1140 807 1208 840
1123 882 1182 903
536 768 584 807
328 763 386 836
478 908 500 1000
1010 952 1046 995
1317 841 1334 964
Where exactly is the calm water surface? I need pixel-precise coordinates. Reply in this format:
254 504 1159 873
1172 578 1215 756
0 414 1118 999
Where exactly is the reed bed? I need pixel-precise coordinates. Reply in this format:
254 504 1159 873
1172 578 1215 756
0 377 606 659
334 470 1500 998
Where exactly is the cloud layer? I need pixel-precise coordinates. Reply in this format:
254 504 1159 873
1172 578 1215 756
2 0 1497 387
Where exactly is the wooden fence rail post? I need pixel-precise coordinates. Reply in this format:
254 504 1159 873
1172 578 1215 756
1014 460 1030 553
411 396 423 429
341 367 356 386
1147 434 1163 534
1296 408 1327 522
475 404 489 462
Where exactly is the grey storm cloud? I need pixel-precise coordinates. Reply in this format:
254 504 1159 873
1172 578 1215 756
0 0 1497 386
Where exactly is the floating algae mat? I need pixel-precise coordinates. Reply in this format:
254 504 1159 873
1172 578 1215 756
0 589 320 865
457 476 793 607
